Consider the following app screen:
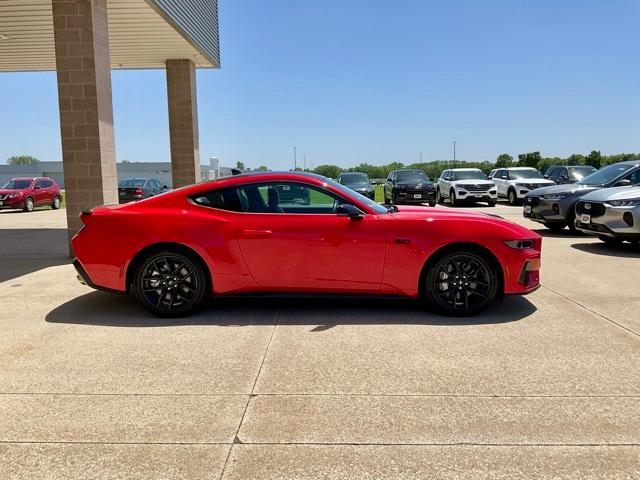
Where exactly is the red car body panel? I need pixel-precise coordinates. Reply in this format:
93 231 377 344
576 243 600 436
0 177 62 209
72 172 541 298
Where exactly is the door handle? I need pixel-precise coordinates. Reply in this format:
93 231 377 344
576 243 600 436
242 229 273 237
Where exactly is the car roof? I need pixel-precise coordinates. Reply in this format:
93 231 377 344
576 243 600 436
339 172 368 176
10 177 37 181
450 168 482 171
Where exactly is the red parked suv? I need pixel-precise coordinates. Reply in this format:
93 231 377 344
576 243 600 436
0 177 63 212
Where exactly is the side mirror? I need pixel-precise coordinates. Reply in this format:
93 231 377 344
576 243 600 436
163 185 169 189
615 178 632 187
543 174 549 179
33 185 40 190
336 204 364 220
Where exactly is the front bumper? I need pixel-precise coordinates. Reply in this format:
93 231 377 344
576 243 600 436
395 190 436 204
523 196 574 224
0 197 24 209
454 190 497 203
575 204 640 239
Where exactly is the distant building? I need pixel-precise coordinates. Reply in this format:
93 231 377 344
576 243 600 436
0 158 234 188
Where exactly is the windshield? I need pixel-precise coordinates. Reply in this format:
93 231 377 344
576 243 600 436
396 170 430 182
339 173 370 185
510 170 544 180
323 178 388 214
119 179 146 188
3 180 32 189
568 166 596 180
452 170 487 181
577 164 634 186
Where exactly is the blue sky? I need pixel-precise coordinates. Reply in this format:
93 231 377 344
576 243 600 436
0 0 639 170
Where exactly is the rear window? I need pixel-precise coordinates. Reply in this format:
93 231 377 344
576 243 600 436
119 179 146 188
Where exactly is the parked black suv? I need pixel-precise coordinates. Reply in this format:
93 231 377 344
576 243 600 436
524 161 640 232
544 165 596 185
384 169 436 206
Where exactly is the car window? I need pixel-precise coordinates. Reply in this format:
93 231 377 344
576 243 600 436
568 166 595 180
34 180 47 188
192 181 350 215
627 169 640 185
3 180 32 189
546 168 557 178
43 180 53 188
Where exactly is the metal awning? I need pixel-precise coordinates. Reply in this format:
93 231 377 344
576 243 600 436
0 0 220 71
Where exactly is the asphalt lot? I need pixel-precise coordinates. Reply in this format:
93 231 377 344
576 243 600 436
1 204 639 479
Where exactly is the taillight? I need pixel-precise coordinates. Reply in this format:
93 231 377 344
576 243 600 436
134 188 143 196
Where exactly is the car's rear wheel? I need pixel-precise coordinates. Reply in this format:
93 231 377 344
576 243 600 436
133 251 207 317
52 195 61 210
424 251 498 316
23 197 34 212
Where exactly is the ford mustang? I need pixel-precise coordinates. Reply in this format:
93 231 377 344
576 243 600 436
72 172 541 317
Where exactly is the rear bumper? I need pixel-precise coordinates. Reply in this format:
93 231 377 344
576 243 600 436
73 259 123 294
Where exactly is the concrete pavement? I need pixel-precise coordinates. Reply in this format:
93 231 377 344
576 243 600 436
0 205 639 479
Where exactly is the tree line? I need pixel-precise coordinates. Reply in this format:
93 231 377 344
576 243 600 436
311 151 640 180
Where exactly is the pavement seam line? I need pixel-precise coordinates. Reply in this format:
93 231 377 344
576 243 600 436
218 306 282 480
541 285 640 338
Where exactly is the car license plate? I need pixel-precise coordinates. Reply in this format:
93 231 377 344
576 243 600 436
119 192 125 197
474 194 483 198
581 214 591 223
524 206 532 213
413 194 421 199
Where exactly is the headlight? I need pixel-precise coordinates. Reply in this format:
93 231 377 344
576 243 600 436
518 183 532 189
8 193 22 198
608 199 640 207
504 239 534 249
542 193 569 201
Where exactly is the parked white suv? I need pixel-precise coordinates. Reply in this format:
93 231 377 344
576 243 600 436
492 167 555 205
436 168 497 206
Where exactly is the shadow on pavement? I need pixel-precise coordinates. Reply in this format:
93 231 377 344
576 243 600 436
46 291 537 329
0 228 69 283
571 241 640 258
530 227 584 238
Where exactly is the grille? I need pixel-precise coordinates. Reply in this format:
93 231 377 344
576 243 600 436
459 184 491 192
576 201 606 217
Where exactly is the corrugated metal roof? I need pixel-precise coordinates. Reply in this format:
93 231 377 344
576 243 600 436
0 0 220 71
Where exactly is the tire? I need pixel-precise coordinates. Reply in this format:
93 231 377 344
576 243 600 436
545 223 565 233
436 188 444 204
428 201 436 207
23 197 34 212
51 195 61 210
487 200 497 207
424 251 498 316
507 189 519 206
450 189 457 206
133 251 207 317
597 236 623 247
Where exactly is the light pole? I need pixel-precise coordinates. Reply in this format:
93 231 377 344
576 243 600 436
303 154 306 171
453 141 456 167
293 146 297 171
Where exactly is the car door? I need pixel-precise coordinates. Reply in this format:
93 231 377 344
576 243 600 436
233 181 386 292
33 180 48 205
384 172 394 200
493 170 507 196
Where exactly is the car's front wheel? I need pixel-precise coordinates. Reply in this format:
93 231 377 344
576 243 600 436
424 251 498 316
436 188 444 204
133 251 207 317
597 236 623 247
545 223 565 233
508 189 519 206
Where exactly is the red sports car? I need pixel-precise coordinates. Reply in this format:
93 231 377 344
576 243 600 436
72 172 541 317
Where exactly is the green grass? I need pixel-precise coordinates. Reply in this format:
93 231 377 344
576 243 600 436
374 185 384 203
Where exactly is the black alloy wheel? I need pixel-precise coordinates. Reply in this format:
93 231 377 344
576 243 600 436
487 200 497 207
425 252 498 316
134 251 206 317
545 223 565 233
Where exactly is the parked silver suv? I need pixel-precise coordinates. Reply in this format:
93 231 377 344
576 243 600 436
575 185 640 246
436 168 497 206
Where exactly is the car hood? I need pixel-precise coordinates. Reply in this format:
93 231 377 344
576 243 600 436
392 206 538 238
344 184 372 189
513 179 555 186
579 186 640 202
526 184 598 196
395 181 434 187
0 189 25 194
452 180 494 186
